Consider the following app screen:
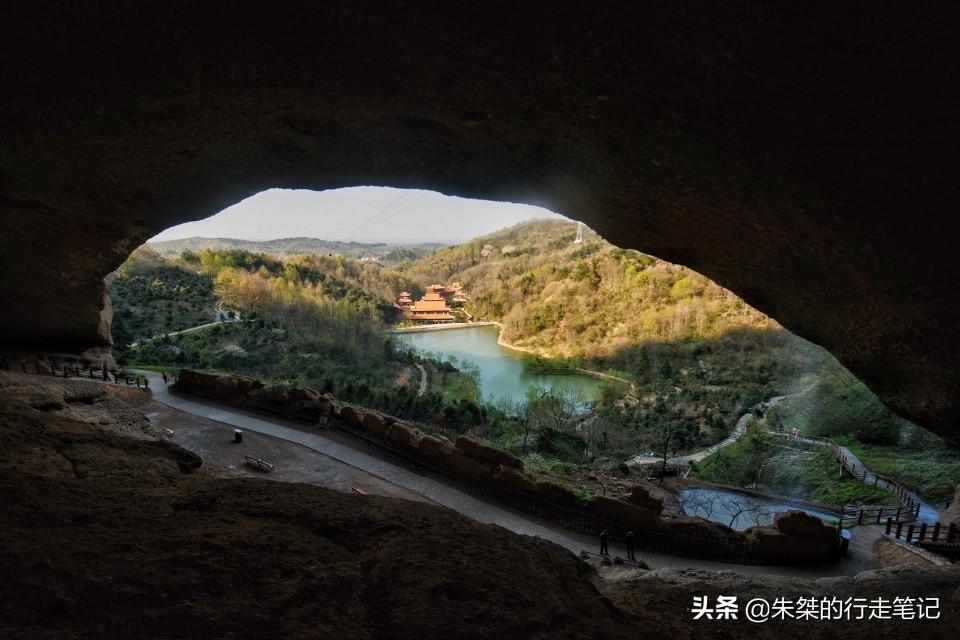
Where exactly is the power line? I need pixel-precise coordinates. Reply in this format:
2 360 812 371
341 190 419 240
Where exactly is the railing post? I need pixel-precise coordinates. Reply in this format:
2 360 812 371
896 521 903 539
906 524 914 544
918 523 927 542
857 509 863 525
895 506 902 521
885 518 892 535
932 522 941 542
875 509 882 524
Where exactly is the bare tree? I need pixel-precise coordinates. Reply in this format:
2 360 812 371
529 387 584 432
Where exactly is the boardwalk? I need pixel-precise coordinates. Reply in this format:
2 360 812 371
768 430 941 524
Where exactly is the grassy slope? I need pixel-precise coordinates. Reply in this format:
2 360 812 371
835 436 960 504
695 431 896 506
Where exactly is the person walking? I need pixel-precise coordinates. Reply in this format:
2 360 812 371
162 371 168 385
625 530 636 561
599 529 609 556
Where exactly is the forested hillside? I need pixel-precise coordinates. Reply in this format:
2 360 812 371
401 220 920 457
110 222 947 489
110 247 217 354
401 219 774 357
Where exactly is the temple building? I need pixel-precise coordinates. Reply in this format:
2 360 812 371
396 291 414 311
397 283 470 323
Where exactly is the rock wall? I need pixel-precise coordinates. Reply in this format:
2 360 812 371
2 3 960 444
174 369 338 421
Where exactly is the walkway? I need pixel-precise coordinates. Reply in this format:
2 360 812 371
414 363 428 397
769 431 941 523
130 318 243 347
139 371 867 578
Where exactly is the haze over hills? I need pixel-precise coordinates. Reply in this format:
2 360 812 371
149 236 444 262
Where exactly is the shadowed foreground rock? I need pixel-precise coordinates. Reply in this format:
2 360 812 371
2 374 958 638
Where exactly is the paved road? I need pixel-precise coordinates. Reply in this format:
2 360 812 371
139 371 870 577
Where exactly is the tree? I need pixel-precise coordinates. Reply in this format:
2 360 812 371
528 387 583 432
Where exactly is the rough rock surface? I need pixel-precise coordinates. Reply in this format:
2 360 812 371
455 435 524 470
2 375 958 637
775 510 838 539
1 3 959 442
627 483 665 514
0 374 641 640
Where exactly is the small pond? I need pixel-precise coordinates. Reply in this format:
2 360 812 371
679 486 840 531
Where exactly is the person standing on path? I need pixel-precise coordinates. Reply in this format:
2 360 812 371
625 530 636 561
162 371 168 385
599 529 609 556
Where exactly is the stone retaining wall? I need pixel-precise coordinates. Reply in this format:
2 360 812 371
173 369 841 564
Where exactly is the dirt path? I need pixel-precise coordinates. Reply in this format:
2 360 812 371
414 363 427 397
627 390 811 468
130 318 243 347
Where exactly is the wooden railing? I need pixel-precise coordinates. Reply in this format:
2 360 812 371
9 360 152 390
885 518 958 548
768 428 922 520
839 504 919 529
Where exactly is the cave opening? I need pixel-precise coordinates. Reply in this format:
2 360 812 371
106 185 960 516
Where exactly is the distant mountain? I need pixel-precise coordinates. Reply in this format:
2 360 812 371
148 236 444 263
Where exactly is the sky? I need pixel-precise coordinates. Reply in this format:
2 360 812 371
151 187 569 244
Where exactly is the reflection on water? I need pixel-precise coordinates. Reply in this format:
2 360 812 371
394 325 602 406
679 486 839 531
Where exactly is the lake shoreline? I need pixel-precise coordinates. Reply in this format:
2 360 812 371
389 321 631 386
392 323 603 404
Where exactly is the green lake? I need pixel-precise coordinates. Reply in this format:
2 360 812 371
394 325 603 405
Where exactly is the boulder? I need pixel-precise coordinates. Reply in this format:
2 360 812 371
176 369 220 389
416 434 458 466
585 495 661 531
445 449 497 481
534 481 580 507
252 385 292 406
626 483 664 514
492 466 537 494
361 410 394 437
288 386 321 402
455 436 523 470
667 516 741 545
774 510 836 539
304 393 339 417
339 406 366 429
386 422 424 451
